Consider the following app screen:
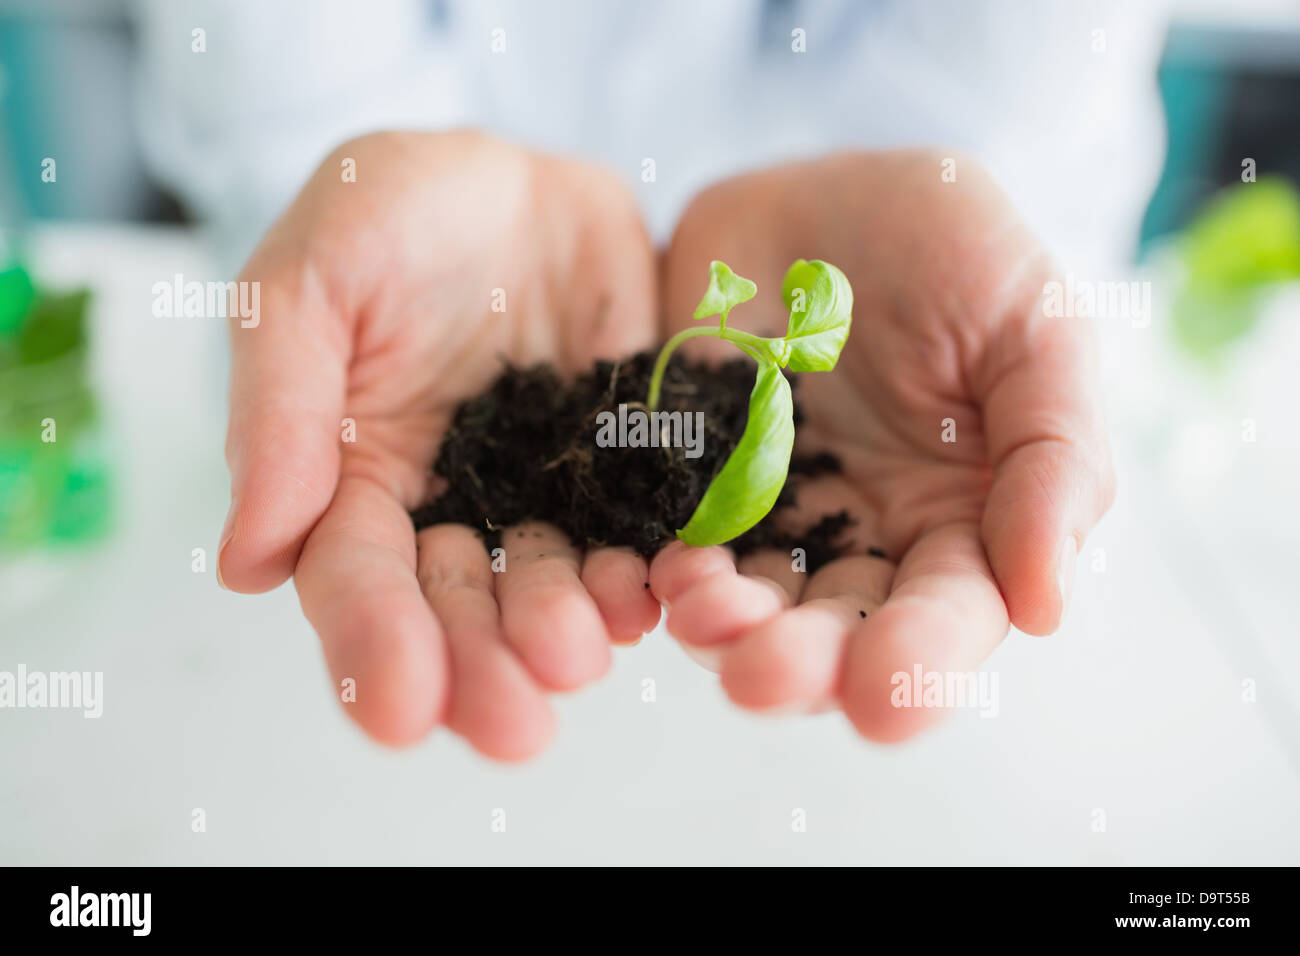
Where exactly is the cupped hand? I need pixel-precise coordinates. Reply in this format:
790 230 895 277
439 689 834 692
654 151 1115 740
219 131 661 756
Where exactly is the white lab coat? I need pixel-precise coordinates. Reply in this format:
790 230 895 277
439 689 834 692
132 0 1172 275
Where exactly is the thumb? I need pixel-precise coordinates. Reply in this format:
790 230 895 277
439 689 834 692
978 297 1116 635
218 260 346 593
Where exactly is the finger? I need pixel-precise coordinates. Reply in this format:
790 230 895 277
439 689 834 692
665 571 787 648
294 475 447 746
647 540 736 605
647 541 743 671
802 553 895 611
580 547 662 644
416 525 554 761
220 252 348 593
977 299 1116 635
841 522 1009 742
737 548 807 605
496 522 612 690
719 554 894 712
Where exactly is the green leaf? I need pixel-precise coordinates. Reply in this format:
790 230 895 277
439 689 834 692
677 362 794 547
693 260 757 327
780 259 852 372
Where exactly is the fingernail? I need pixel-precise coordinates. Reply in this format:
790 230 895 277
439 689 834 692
1057 536 1078 616
216 498 237 590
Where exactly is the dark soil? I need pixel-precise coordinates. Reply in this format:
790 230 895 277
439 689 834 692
411 350 854 572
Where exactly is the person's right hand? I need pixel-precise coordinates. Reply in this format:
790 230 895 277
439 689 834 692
651 151 1115 740
219 131 662 758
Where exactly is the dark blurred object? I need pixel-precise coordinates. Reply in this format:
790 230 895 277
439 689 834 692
1142 21 1300 248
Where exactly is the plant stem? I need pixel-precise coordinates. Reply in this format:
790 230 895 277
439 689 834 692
646 324 775 410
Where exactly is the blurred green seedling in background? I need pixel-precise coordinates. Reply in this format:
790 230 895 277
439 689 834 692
1174 177 1300 361
0 263 110 549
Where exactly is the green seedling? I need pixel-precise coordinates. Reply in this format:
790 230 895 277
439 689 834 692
647 258 852 546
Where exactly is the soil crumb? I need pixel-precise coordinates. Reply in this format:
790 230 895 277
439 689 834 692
411 350 852 572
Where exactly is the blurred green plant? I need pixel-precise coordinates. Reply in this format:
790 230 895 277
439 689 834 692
0 264 36 336
1173 177 1300 359
0 264 110 549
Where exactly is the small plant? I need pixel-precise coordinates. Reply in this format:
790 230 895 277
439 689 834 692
647 258 852 546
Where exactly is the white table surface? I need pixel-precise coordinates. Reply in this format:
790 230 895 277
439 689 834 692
1 224 1296 865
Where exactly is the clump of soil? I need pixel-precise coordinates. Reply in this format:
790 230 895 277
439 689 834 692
411 350 852 571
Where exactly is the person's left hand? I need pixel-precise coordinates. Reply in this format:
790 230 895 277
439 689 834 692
652 151 1115 740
